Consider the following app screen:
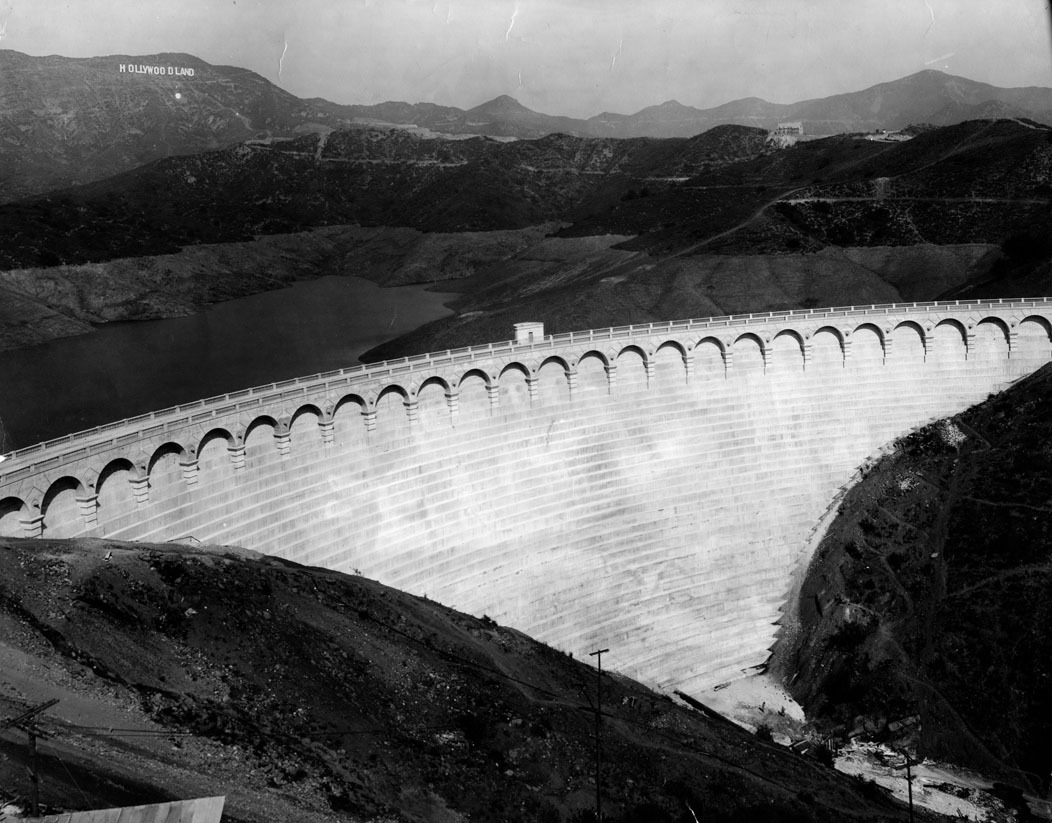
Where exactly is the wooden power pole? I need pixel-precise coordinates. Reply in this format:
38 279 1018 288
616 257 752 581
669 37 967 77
1 698 59 816
588 648 609 823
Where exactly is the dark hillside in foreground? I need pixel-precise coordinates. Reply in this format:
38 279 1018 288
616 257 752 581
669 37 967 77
0 538 923 822
776 362 1052 796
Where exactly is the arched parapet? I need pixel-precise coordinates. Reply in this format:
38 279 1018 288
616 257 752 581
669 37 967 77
652 340 690 385
147 440 194 493
415 375 455 429
614 344 650 391
409 374 452 398
194 427 239 478
0 496 30 537
288 403 326 450
373 383 413 436
807 326 846 368
768 329 805 373
574 350 612 396
498 361 533 410
731 332 766 375
693 336 727 379
40 474 90 537
928 319 968 365
882 321 921 367
93 456 147 519
534 355 572 405
1013 315 1052 361
456 367 495 419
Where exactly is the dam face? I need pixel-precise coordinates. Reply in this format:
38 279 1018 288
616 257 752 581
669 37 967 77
2 300 1051 693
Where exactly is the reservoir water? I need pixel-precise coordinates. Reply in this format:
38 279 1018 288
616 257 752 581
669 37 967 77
0 276 457 450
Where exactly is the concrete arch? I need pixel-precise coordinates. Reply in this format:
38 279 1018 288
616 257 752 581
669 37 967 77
1019 314 1052 341
852 323 887 366
615 345 648 391
575 351 609 396
887 321 925 367
96 457 138 515
498 361 531 379
333 392 368 416
769 330 805 372
535 354 571 375
810 327 845 367
415 375 452 396
244 414 279 442
457 369 492 419
197 428 237 477
930 319 968 363
975 316 1011 344
853 322 887 345
889 320 924 345
499 361 532 411
731 333 765 375
290 403 325 427
458 368 493 389
416 377 452 430
693 336 726 379
197 427 234 456
653 340 688 385
972 317 1011 361
655 339 688 358
574 349 610 369
615 343 650 364
148 441 186 474
535 357 571 405
376 383 410 404
41 475 86 537
374 386 411 438
289 404 325 449
0 496 27 537
147 441 187 499
1016 315 1052 361
732 332 766 351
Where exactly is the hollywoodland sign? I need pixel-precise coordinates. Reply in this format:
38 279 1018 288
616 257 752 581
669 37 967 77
120 63 196 76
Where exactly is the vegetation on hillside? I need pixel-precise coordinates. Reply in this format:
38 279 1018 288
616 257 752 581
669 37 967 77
776 363 1052 798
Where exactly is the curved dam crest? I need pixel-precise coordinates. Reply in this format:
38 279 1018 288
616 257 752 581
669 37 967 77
2 299 1051 693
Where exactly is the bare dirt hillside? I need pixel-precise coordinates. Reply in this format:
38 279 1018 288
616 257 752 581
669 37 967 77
0 538 938 823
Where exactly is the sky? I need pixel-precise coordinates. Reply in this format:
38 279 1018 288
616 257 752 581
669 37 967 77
1 0 1051 117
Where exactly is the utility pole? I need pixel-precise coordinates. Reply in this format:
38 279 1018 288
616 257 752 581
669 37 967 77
1 698 59 816
893 749 917 823
588 648 609 823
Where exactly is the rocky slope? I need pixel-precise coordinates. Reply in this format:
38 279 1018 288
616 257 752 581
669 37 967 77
0 538 929 823
774 363 1052 800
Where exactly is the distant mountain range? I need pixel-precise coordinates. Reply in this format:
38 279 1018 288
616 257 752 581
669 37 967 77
2 48 1051 201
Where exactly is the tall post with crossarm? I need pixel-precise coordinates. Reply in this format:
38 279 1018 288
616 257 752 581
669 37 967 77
1 699 59 816
589 648 609 822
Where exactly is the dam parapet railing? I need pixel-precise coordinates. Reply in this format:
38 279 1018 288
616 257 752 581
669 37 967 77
3 296 1052 483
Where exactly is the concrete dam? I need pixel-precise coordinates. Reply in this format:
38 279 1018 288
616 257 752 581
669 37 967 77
2 299 1051 694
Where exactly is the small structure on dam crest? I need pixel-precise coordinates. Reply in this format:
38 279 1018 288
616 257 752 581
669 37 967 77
2 299 1051 693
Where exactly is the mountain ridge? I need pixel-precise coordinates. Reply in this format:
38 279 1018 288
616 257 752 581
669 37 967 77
3 49 1051 201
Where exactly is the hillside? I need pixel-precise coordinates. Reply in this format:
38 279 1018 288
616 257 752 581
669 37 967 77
774 363 1052 799
0 538 924 823
0 50 354 203
1 118 1049 356
4 50 1050 204
0 125 771 270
